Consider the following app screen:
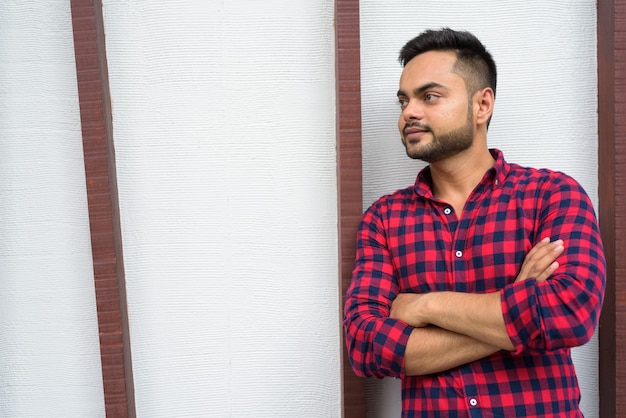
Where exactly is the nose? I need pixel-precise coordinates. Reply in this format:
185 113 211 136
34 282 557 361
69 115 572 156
401 99 424 122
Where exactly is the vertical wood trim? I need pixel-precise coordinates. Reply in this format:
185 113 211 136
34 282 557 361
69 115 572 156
335 1 366 417
598 0 626 416
70 1 135 416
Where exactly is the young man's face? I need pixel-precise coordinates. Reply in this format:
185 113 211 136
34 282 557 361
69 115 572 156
397 50 475 163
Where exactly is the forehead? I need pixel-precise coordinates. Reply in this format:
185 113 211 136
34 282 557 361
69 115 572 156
399 50 465 91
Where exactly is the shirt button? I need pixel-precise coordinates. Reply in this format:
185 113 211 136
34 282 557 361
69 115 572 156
443 207 452 215
455 250 463 258
469 398 478 407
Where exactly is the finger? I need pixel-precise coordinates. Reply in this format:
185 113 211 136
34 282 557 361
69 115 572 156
516 238 551 280
525 238 561 262
527 239 563 265
529 242 564 280
518 239 552 274
516 239 564 282
535 261 559 282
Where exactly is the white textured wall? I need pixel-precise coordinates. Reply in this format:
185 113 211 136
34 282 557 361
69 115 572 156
0 2 105 417
101 1 340 416
360 1 599 417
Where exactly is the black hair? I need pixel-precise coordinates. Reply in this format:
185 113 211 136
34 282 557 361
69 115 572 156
399 28 497 97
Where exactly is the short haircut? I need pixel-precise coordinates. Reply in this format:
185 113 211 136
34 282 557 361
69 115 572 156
399 28 497 98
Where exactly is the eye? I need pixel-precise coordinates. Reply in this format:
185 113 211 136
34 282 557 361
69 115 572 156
397 97 409 108
424 93 439 102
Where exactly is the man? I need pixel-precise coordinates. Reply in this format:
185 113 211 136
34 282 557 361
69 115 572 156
343 28 606 417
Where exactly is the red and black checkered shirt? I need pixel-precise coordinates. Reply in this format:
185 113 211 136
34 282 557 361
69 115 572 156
344 149 605 417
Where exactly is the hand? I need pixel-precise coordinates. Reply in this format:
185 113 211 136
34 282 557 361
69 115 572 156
390 293 429 327
515 237 564 283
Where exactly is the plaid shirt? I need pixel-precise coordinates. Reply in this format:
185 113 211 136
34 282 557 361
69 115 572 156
344 149 605 417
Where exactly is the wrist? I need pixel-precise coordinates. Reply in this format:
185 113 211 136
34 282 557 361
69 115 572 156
418 291 453 328
414 292 432 325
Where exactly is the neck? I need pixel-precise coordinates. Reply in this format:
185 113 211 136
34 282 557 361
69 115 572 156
429 144 495 208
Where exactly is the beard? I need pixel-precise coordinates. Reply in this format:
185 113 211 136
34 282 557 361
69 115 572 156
403 112 474 163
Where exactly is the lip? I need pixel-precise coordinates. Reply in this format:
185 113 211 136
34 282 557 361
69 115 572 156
404 126 429 141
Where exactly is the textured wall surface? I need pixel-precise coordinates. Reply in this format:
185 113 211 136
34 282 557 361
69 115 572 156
0 2 105 417
0 1 599 416
101 1 340 416
360 1 599 417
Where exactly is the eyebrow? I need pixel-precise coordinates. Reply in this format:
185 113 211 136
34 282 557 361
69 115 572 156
397 82 447 98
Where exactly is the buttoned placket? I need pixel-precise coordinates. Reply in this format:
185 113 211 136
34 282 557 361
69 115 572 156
441 205 465 262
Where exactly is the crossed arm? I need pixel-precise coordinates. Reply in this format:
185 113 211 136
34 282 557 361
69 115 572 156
345 176 605 379
391 238 564 375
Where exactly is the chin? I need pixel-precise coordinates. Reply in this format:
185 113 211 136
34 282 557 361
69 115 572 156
405 149 424 161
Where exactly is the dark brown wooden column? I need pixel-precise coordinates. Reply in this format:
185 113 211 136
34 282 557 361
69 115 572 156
598 0 626 416
70 1 135 417
335 1 366 417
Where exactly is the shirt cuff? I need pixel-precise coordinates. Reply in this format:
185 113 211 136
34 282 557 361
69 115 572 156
500 280 542 355
373 318 414 378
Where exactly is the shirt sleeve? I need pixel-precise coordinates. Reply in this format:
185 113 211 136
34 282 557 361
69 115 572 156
343 200 414 378
501 173 606 354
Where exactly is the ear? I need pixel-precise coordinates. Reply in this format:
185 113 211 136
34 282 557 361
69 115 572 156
473 87 495 126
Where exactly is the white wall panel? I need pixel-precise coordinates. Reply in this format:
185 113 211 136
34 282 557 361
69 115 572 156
360 1 598 416
102 1 340 416
0 2 105 417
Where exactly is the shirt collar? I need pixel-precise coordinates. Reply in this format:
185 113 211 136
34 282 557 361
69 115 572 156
413 148 510 198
